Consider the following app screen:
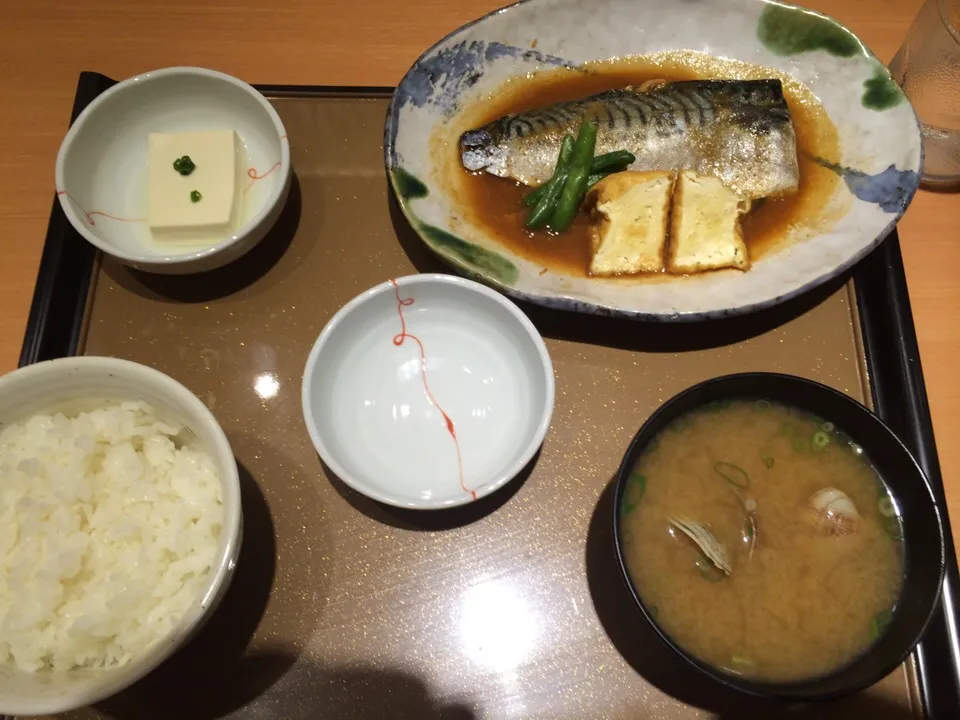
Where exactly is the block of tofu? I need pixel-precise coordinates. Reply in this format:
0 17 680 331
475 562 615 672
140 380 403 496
667 170 751 273
586 171 675 276
147 130 244 243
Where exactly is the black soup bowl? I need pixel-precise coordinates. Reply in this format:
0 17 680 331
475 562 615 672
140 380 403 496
611 372 945 701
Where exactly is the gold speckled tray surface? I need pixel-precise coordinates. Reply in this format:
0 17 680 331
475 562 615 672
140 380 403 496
37 91 922 720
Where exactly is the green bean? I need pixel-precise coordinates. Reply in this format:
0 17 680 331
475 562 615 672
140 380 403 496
523 135 575 208
549 120 598 231
583 154 635 191
585 170 614 190
525 135 575 227
527 148 633 206
524 184 546 208
526 169 569 229
557 134 576 168
524 182 550 208
590 150 635 172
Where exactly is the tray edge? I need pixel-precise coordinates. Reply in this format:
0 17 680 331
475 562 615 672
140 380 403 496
14 73 960 719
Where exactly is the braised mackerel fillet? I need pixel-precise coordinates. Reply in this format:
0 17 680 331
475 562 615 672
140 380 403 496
460 79 799 200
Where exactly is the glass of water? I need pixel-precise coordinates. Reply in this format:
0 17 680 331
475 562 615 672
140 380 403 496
890 0 960 187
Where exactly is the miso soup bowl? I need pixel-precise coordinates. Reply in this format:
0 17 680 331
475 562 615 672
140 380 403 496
612 372 945 702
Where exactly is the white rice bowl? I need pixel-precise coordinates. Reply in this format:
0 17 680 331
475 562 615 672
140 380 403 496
0 356 241 716
0 402 223 673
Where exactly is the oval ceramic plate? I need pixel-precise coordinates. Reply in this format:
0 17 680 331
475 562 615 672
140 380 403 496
384 0 921 320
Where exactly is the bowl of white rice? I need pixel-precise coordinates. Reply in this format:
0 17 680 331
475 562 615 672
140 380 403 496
0 356 241 716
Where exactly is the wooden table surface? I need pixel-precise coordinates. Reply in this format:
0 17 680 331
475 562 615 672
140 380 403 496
0 0 956 532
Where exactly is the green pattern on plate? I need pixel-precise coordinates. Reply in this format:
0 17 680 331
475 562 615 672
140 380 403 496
392 168 429 200
757 5 861 57
862 62 906 111
420 224 519 284
390 168 518 283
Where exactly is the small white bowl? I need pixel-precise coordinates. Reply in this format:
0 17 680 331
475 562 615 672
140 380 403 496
55 67 291 274
302 274 555 509
0 356 242 716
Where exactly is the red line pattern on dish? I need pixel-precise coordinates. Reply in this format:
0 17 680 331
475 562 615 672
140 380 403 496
390 278 476 501
246 162 281 190
56 191 143 226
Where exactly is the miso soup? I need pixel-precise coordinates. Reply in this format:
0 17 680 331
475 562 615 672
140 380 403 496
619 400 904 682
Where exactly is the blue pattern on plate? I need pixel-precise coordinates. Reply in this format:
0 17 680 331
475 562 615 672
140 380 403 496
816 158 919 214
841 165 918 214
394 40 572 112
387 40 572 165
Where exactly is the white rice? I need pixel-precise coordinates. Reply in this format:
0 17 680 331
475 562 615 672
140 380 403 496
0 401 223 672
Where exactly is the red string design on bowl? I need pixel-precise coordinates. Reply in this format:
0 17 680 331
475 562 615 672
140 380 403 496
390 278 476 501
55 191 143 226
245 162 282 191
246 136 285 190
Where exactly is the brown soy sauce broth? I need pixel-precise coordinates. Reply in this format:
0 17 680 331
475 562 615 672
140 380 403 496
618 400 904 682
451 52 844 277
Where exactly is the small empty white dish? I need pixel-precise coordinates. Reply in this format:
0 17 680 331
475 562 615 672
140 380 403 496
55 67 291 274
302 274 555 509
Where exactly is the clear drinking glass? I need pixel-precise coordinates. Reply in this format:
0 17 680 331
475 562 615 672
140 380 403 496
890 0 960 187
